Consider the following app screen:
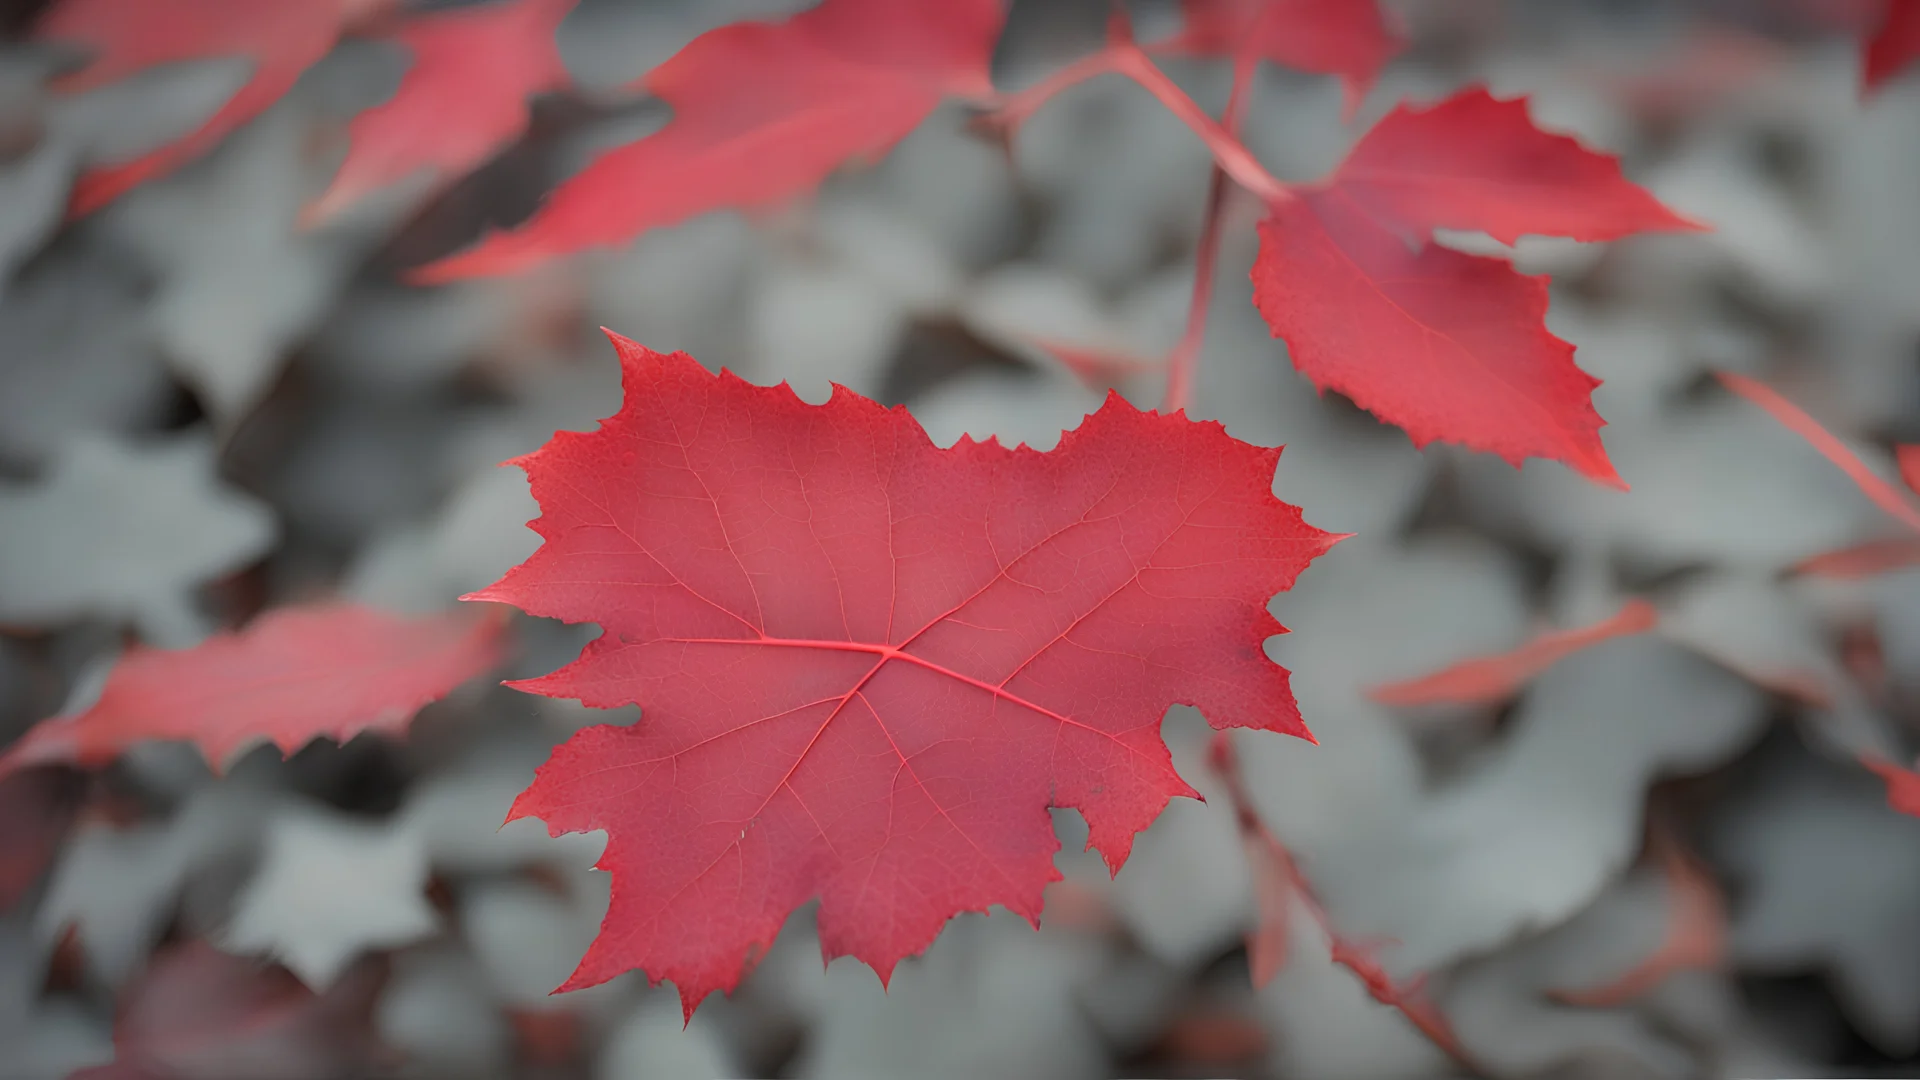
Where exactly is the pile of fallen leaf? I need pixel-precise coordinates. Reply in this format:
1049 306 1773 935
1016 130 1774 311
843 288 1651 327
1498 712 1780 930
6 0 1920 1077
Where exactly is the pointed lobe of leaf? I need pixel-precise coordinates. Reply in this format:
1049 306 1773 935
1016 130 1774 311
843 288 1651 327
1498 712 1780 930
416 0 1003 281
0 603 506 773
1370 599 1658 706
472 331 1338 1014
1327 89 1705 244
1161 0 1402 112
1865 0 1920 94
305 0 576 225
1253 191 1621 484
38 0 352 215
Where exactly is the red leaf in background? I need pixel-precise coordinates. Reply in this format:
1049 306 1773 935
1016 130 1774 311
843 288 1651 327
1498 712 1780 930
1864 0 1920 93
1717 371 1920 534
1253 191 1622 485
416 0 1003 281
304 0 576 226
1862 755 1920 818
1549 834 1726 1007
69 941 389 1080
38 0 357 216
1030 339 1166 389
1251 90 1697 484
0 769 81 909
1727 375 1920 576
1207 731 1474 1068
473 332 1339 1014
1327 90 1703 244
0 603 506 773
1797 537 1920 577
1899 444 1920 494
1369 599 1658 707
1155 1009 1270 1064
1160 0 1403 113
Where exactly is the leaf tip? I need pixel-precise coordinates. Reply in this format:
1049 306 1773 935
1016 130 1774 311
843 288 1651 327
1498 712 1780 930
499 675 556 697
1711 369 1756 397
408 230 544 284
1664 208 1714 235
1571 446 1629 491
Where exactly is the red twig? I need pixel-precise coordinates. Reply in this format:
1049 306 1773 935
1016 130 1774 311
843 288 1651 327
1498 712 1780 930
1717 371 1920 536
1206 733 1482 1073
979 13 1292 206
1368 598 1659 707
979 11 1280 415
983 48 1123 133
1546 828 1726 1007
1162 45 1255 415
1109 44 1291 204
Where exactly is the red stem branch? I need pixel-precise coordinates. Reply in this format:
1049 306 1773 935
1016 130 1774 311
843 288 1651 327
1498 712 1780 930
1206 732 1484 1075
1108 44 1291 204
1162 50 1256 415
985 49 1123 132
980 22 1291 206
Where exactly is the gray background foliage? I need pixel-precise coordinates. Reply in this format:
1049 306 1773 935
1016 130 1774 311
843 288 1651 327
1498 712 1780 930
3 0 1919 1076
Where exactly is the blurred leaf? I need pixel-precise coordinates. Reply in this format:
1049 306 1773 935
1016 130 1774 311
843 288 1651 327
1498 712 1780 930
225 805 436 988
2 602 506 774
417 0 1005 279
72 939 389 1080
0 433 275 643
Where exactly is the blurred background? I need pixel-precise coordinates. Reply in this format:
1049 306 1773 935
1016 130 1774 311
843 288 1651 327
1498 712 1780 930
4 0 1920 1076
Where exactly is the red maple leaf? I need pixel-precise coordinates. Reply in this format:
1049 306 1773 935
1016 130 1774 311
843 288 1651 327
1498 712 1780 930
1252 91 1700 486
987 32 1698 483
304 0 576 225
1865 0 1920 94
1369 598 1658 707
415 0 1003 281
0 602 506 773
37 0 365 216
1798 537 1920 577
1159 0 1404 114
470 331 1339 1014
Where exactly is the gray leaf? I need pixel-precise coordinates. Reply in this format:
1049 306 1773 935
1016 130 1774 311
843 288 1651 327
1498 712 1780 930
0 433 275 643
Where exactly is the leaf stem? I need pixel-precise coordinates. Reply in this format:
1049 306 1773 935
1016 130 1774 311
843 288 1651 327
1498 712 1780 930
1717 371 1920 536
1162 50 1256 415
1207 732 1487 1076
1108 43 1291 204
983 49 1123 132
978 15 1291 206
